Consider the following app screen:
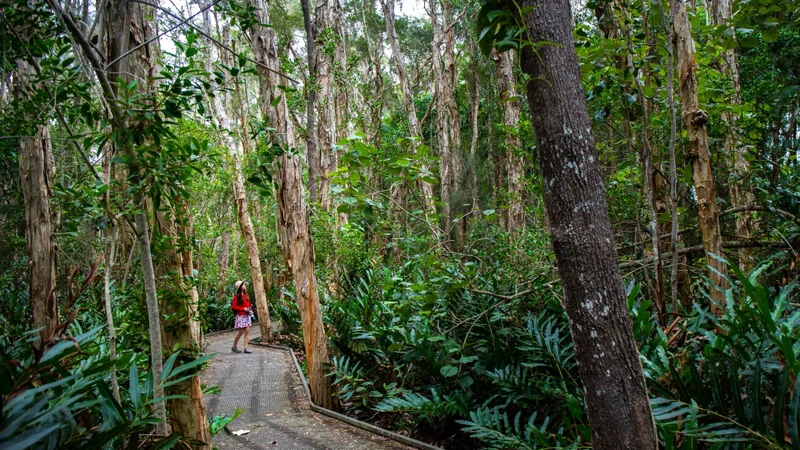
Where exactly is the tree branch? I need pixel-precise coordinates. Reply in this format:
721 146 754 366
620 240 792 269
45 0 119 119
106 0 220 70
723 205 800 227
127 0 298 84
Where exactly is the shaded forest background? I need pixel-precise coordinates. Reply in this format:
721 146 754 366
0 0 799 447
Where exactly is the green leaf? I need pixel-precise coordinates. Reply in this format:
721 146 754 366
440 365 457 377
129 362 140 410
1 424 60 450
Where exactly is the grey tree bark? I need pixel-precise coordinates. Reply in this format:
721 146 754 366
516 0 657 447
98 0 168 432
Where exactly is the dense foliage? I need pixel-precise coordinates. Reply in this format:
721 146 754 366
0 0 798 447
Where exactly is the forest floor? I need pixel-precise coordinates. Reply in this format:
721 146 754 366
201 329 411 449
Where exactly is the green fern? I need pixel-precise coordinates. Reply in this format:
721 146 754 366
457 407 579 449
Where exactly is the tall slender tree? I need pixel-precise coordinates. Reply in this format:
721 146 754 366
246 0 335 409
203 7 273 342
14 59 58 340
381 0 437 220
709 0 754 267
672 0 728 306
491 48 525 236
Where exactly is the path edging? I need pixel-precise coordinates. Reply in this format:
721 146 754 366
253 340 443 450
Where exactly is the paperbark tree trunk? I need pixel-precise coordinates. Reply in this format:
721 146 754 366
154 206 211 447
431 0 465 242
216 229 231 301
430 0 452 226
300 0 318 203
180 213 202 346
516 0 657 447
672 0 728 306
14 59 58 340
709 0 754 268
204 8 273 342
382 0 437 219
98 0 167 432
492 48 525 236
468 40 480 210
313 0 347 213
102 144 121 403
247 0 334 409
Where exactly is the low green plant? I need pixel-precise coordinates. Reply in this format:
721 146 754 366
208 408 243 436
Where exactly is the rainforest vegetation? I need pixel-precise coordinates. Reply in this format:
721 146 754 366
0 0 799 447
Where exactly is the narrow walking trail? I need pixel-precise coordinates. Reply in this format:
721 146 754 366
201 329 410 449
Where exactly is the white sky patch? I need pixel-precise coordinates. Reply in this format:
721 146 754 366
398 0 427 18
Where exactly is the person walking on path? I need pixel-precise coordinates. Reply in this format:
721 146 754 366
231 280 254 353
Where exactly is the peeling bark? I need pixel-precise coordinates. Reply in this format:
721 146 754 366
14 59 58 340
672 0 728 306
517 0 657 446
313 0 348 213
100 0 167 432
709 0 754 268
492 48 525 236
247 0 334 409
154 206 210 447
216 229 231 301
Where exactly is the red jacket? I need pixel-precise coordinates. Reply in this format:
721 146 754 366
232 293 252 316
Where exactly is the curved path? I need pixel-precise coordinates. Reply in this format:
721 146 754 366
201 329 409 449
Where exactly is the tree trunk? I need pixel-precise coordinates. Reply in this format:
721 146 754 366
231 122 273 342
382 0 437 219
180 212 202 346
431 0 465 242
442 0 464 241
657 0 681 313
216 228 231 301
247 0 335 409
154 206 211 447
313 0 347 213
516 0 657 447
492 48 525 236
300 0 318 204
204 9 273 342
100 0 168 432
14 59 58 340
134 206 167 434
468 41 480 210
710 0 754 268
621 15 665 320
430 0 452 227
672 0 728 306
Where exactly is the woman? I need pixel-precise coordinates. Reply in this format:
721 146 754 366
231 280 253 353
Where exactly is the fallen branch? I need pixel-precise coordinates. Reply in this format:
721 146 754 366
445 279 560 334
620 240 791 269
723 205 800 227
